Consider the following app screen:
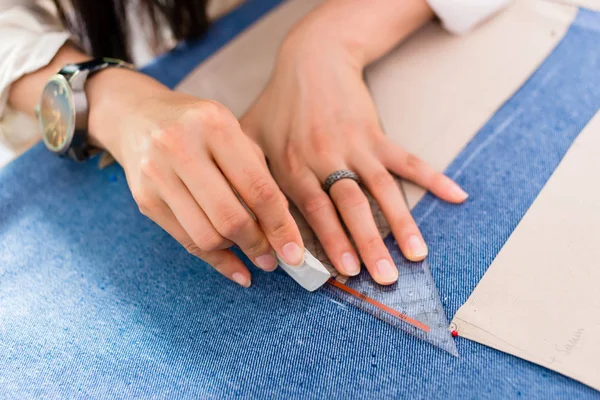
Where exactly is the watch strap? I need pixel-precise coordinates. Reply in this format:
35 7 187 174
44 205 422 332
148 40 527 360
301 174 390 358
59 58 134 81
58 58 134 161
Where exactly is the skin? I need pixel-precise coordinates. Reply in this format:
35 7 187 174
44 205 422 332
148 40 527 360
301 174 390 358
8 0 467 288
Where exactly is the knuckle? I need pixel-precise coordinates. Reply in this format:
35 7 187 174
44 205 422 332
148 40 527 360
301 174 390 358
403 153 424 176
139 157 159 179
130 188 143 205
308 128 334 157
217 210 253 239
246 235 267 255
151 124 198 168
150 125 184 153
131 189 156 216
301 193 331 215
267 215 293 240
282 142 305 176
183 242 204 258
336 190 368 210
247 176 279 205
193 230 225 253
203 100 228 118
136 199 155 217
369 170 395 189
366 125 385 140
194 101 236 132
137 204 150 217
362 235 383 253
201 102 225 127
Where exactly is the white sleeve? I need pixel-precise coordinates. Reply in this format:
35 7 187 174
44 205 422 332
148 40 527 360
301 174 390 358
0 2 71 139
427 0 512 34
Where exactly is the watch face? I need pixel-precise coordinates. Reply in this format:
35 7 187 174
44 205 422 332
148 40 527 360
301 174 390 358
39 75 75 153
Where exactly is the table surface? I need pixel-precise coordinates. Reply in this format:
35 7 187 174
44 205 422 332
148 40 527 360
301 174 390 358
1 1 600 398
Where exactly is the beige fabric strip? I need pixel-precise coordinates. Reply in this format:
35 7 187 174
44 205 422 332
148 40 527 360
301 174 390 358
451 113 600 391
177 0 324 116
368 0 577 207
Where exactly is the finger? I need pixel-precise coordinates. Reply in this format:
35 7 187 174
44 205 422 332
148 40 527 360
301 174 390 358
139 157 233 252
356 156 428 262
328 178 398 285
171 158 278 272
249 139 269 169
211 134 305 267
284 171 361 277
378 141 468 203
138 196 251 288
201 249 255 288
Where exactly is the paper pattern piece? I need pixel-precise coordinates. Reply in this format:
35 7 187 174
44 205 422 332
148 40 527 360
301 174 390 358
177 0 577 276
452 113 600 391
367 0 577 207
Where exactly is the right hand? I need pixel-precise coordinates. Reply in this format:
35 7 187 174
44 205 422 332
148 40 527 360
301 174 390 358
88 70 305 288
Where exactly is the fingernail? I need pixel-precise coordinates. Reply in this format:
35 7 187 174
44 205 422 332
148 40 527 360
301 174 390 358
449 181 469 201
342 252 360 276
407 235 428 259
232 272 251 288
375 259 398 283
281 242 304 266
256 253 278 271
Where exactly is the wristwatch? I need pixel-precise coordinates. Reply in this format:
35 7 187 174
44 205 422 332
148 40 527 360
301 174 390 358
37 58 134 161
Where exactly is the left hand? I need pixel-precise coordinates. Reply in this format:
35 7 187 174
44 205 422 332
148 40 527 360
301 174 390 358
241 25 468 285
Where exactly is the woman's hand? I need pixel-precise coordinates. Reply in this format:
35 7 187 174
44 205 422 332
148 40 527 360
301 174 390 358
87 70 305 288
8 44 305 288
241 13 468 285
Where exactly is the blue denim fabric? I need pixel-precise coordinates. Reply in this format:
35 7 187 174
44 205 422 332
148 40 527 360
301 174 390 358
1 3 600 398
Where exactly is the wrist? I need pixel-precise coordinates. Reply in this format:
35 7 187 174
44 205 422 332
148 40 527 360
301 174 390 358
280 0 434 69
86 68 168 159
279 16 367 72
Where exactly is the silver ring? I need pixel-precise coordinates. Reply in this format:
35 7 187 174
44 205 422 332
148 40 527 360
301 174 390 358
322 169 361 193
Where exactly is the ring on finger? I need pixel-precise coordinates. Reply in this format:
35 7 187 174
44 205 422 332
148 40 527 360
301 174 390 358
322 169 361 194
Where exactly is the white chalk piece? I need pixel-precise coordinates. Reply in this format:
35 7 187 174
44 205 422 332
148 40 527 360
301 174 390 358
277 249 331 292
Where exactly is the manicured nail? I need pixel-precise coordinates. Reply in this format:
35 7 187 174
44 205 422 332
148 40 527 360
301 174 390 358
407 235 428 259
449 181 468 201
232 272 251 288
375 259 398 283
255 253 277 271
342 252 360 276
281 242 304 266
